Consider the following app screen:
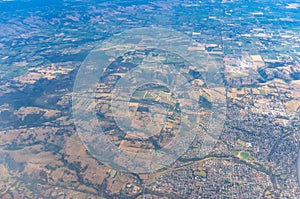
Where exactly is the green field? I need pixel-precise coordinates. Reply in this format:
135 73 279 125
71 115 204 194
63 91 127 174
232 150 254 161
240 151 250 159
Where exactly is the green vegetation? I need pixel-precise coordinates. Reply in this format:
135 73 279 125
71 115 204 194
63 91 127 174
157 91 172 103
237 139 246 147
144 92 154 99
232 150 254 161
51 72 62 76
110 169 117 178
194 170 207 178
240 151 250 159
259 89 266 95
232 150 239 157
132 90 145 99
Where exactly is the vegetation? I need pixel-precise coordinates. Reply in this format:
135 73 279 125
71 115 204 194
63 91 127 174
259 89 266 95
51 72 62 76
232 150 254 161
237 139 246 147
194 170 207 178
240 151 250 159
232 150 239 157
